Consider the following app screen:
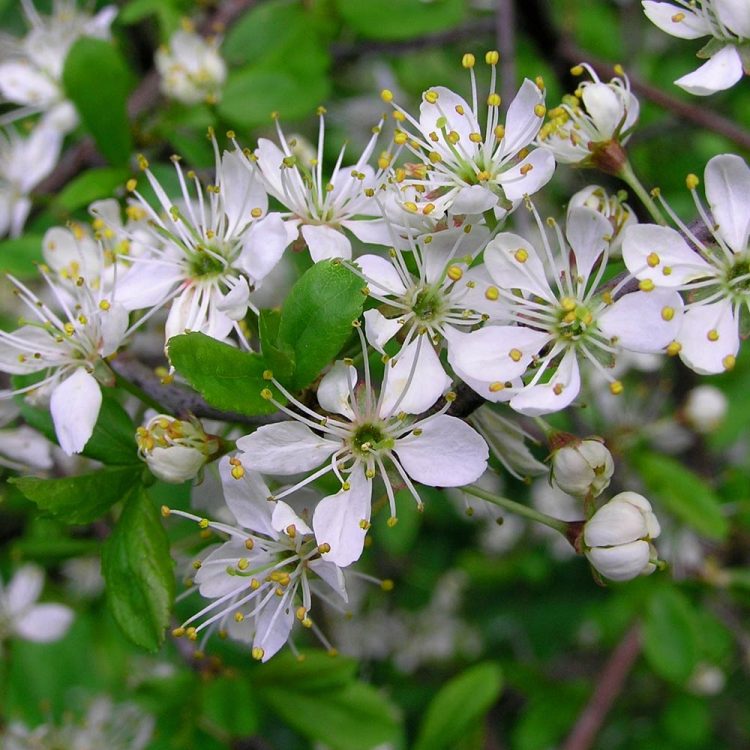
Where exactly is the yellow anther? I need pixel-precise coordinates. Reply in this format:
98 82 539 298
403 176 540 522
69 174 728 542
387 516 398 528
519 163 533 175
63 322 75 335
514 248 528 263
192 560 202 570
186 627 197 641
467 132 483 144
646 252 660 267
261 388 273 400
428 150 442 163
172 627 186 638
447 130 460 144
250 207 263 218
380 89 393 103
381 579 394 591
485 286 499 301
394 131 407 145
250 578 260 590
126 178 137 192
672 11 686 21
485 50 500 65
447 265 463 281
494 125 505 140
198 518 210 529
358 519 370 530
666 341 682 356
553 383 564 395
237 558 249 570
534 104 546 118
535 75 545 89
489 382 505 392
422 202 436 215
231 464 245 480
476 170 491 181
723 354 736 370
403 201 418 213
570 65 584 76
560 297 576 312
639 279 655 292
462 53 476 68
161 505 171 517
609 380 624 395
509 348 522 362
318 543 331 554
661 306 675 321
686 173 699 190
662 266 672 276
378 152 392 169
251 647 265 661
613 63 625 76
234 612 244 622
137 154 149 170
707 329 719 342
487 93 501 107
245 537 254 550
424 90 439 104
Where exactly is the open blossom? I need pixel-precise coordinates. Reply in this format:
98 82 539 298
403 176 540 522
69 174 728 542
0 0 117 131
234 331 488 567
155 28 226 105
568 184 636 254
0 564 73 643
538 64 638 171
622 154 750 374
253 111 392 262
381 51 554 219
112 141 289 346
448 205 684 415
0 263 130 454
165 462 347 662
643 0 750 95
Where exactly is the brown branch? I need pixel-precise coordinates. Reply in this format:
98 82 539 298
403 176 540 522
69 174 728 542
561 624 642 750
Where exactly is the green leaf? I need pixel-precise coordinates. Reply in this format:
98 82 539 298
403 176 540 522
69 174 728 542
0 235 44 278
167 333 279 415
202 676 260 738
277 260 366 390
258 308 295 383
258 681 401 750
413 662 503 750
55 167 130 213
14 383 139 466
102 485 175 651
632 452 728 540
643 587 700 684
334 0 465 41
62 38 135 166
252 650 358 690
11 465 138 524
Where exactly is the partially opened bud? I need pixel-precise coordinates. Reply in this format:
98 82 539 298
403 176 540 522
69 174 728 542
584 492 661 582
683 385 727 434
551 436 614 498
136 414 219 483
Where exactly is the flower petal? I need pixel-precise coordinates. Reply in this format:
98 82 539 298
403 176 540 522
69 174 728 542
510 348 581 416
271 500 313 536
715 0 750 37
449 184 499 214
14 603 74 643
501 78 546 157
642 1 710 38
363 309 403 352
356 254 407 296
301 223 352 262
675 45 743 96
5 564 44 616
237 212 292 284
677 299 739 375
565 207 612 283
704 153 750 254
499 148 555 201
484 231 555 301
219 458 276 537
50 369 102 454
586 541 652 582
317 361 357 419
419 86 480 161
253 594 295 661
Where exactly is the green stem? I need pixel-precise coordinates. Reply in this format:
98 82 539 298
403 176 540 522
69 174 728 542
482 209 499 232
617 161 666 226
112 366 169 413
463 484 569 535
532 415 555 437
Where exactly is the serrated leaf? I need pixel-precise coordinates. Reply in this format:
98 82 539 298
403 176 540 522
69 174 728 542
11 465 138 524
258 681 401 750
277 260 366 390
167 333 279 415
413 662 503 750
62 38 134 166
334 0 465 41
102 486 174 651
55 167 130 212
632 452 728 540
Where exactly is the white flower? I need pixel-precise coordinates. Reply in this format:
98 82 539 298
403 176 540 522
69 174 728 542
683 384 728 433
165 463 347 662
155 28 226 105
381 52 555 219
643 0 750 95
0 0 117 130
0 564 73 643
448 205 684 415
0 123 63 237
0 401 53 471
114 141 289 346
538 64 639 170
568 184 636 255
551 436 614 498
0 266 130 454
621 153 750 374
136 414 220 483
254 110 392 262
584 491 661 581
235 333 488 567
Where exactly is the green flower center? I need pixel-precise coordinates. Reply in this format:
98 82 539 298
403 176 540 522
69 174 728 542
350 422 393 458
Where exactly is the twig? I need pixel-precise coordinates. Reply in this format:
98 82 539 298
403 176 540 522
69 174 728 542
561 624 642 750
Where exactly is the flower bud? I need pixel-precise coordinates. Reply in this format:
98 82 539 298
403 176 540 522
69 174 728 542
551 436 614 498
583 492 661 582
683 385 727 434
136 414 219 483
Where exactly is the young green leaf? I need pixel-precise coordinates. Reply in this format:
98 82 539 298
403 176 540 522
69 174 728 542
55 167 130 213
102 486 175 652
0 235 44 278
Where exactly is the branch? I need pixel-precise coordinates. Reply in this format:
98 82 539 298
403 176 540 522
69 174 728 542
560 624 641 750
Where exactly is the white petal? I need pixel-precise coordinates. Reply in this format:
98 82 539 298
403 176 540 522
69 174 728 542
236 212 291 284
271 500 312 536
642 1 710 38
356 254 407 296
510 348 581 416
6 565 43 616
499 148 556 201
705 153 750 254
621 224 712 286
675 45 744 95
458 266 511 321
586 541 652 582
308 559 347 602
363 309 403 352
99 303 130 356
115 262 181 310
0 60 60 107
419 86 480 161
341 219 393 247
379 337 451 417
484 231 555 301
219 457 276 537
313 466 372 567
317 361 357 419
216 278 250 321
254 139 289 201
50 369 102 455
565 207 612 282
715 0 750 37
394 414 488 487
195 541 258 597
581 82 626 138
42 227 100 280
220 150 268 233
677 300 739 374
501 78 546 157
236 422 340 474
599 289 683 352
585 503 649 547
0 325 67 374
0 426 53 470
253 593 295 661
301 223 352 262
14 603 73 642
449 184 499 214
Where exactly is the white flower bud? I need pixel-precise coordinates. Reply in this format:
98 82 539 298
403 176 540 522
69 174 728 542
136 415 218 483
584 492 661 582
551 438 614 497
683 385 727 434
